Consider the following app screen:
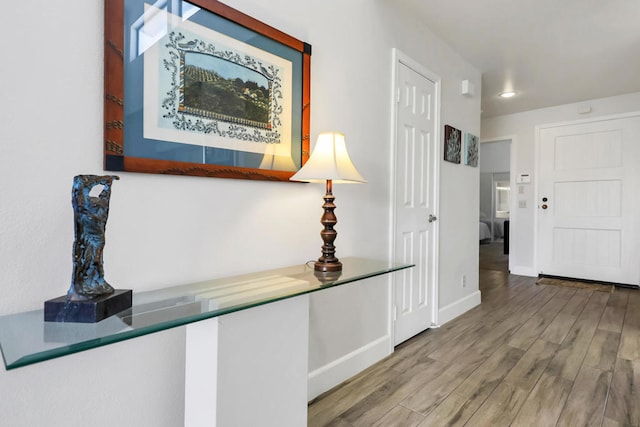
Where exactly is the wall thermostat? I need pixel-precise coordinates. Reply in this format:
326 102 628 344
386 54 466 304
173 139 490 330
517 173 531 184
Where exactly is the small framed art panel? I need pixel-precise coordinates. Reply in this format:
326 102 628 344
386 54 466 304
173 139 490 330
104 0 311 181
443 124 461 164
464 133 479 167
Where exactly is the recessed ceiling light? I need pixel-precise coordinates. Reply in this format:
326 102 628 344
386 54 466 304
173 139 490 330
499 91 517 98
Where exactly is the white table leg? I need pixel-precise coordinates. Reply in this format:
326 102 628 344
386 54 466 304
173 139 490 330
185 295 310 427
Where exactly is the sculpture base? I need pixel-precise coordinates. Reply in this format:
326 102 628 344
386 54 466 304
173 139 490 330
44 289 132 323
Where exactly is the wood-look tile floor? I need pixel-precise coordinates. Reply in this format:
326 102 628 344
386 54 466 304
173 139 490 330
308 266 640 426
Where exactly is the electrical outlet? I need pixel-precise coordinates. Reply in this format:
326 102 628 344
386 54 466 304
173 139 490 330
461 275 467 288
519 200 527 208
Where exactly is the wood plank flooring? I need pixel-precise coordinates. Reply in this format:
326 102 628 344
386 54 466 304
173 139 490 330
308 259 640 426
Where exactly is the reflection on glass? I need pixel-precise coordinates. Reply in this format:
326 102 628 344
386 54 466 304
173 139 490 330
0 258 412 370
131 0 200 60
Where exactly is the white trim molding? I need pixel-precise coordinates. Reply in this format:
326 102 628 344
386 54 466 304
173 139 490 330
438 290 481 325
509 266 537 277
307 335 390 401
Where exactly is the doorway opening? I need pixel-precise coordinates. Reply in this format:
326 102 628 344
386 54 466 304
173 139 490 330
479 139 511 273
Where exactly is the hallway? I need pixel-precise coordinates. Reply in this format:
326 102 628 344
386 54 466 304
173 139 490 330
308 265 639 426
479 241 508 272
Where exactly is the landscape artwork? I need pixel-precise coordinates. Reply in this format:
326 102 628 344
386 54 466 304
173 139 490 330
464 132 479 167
444 124 461 164
143 13 294 157
181 51 272 130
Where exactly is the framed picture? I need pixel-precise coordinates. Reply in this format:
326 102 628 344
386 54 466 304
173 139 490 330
443 125 461 164
464 133 479 167
104 0 311 181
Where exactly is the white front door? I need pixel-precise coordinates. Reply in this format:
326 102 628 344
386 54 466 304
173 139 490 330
393 56 439 345
537 114 640 286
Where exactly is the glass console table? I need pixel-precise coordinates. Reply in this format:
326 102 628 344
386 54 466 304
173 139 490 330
0 257 413 370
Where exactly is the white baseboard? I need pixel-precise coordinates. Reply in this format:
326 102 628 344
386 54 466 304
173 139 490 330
509 266 537 277
438 291 482 325
307 335 391 401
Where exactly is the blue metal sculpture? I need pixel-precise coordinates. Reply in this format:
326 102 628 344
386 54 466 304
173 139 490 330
45 175 131 322
68 175 120 300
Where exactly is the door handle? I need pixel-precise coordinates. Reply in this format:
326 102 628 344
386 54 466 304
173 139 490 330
428 214 437 223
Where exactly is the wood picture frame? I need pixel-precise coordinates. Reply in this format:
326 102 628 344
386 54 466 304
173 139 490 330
104 0 311 181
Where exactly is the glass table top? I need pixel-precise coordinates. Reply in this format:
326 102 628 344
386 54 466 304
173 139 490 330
0 257 413 370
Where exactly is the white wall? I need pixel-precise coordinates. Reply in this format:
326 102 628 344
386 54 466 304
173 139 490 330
479 173 493 222
482 91 640 276
0 0 480 424
480 140 510 173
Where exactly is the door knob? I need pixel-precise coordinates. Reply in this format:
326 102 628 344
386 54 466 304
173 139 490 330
428 214 437 223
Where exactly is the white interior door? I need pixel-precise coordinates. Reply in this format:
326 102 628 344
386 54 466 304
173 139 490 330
537 114 640 286
393 58 438 345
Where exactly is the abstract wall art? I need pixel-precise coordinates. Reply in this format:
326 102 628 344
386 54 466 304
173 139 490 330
464 133 479 167
444 124 461 164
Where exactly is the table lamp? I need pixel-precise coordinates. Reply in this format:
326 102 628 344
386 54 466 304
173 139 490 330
290 132 366 272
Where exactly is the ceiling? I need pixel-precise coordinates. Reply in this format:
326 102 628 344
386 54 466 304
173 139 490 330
396 0 640 118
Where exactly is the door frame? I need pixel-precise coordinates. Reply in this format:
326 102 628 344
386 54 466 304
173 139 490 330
533 111 640 277
481 135 517 273
388 48 441 350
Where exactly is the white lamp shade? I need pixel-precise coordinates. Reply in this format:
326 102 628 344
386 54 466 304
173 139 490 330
289 132 366 183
